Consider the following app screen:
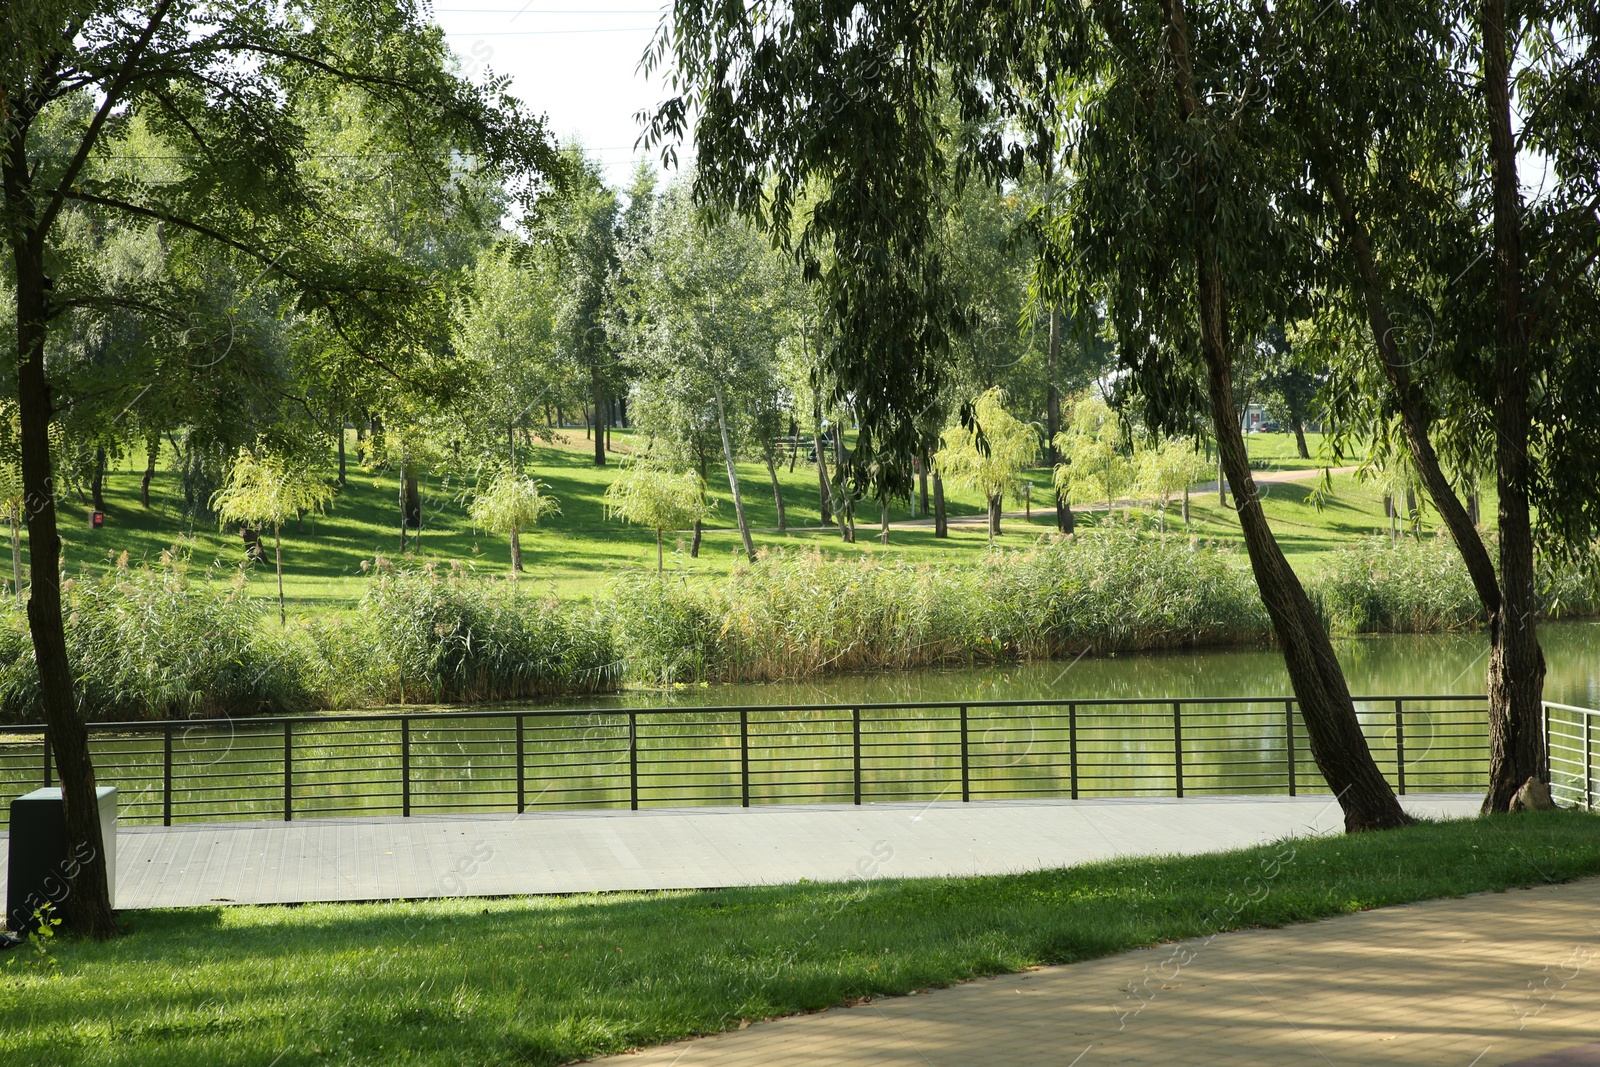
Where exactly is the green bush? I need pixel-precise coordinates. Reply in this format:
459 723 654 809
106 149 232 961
1316 537 1483 634
353 562 619 704
0 551 321 722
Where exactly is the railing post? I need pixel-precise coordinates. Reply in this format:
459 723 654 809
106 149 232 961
41 727 51 788
163 723 174 827
852 707 862 805
959 705 970 802
1284 701 1296 797
1172 701 1184 798
283 720 293 822
740 708 750 808
515 714 525 815
1393 699 1407 795
1068 702 1079 800
400 717 411 818
1586 713 1594 813
628 711 639 811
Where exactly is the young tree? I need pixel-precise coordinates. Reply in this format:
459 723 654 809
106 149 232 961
1138 438 1213 531
1054 397 1134 520
468 471 560 578
603 459 714 575
935 387 1040 542
211 447 336 626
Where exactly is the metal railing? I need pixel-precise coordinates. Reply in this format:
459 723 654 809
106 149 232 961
1546 701 1600 810
0 694 1496 829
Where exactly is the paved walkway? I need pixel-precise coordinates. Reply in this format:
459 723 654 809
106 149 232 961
589 875 1600 1067
3 794 1473 909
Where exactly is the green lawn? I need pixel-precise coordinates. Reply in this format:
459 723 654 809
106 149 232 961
5 811 1596 1066
49 428 1456 609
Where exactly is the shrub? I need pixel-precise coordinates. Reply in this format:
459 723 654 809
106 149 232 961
0 550 321 722
354 562 619 704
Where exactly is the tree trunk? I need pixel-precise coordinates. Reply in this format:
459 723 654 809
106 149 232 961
880 499 890 544
1293 421 1310 460
1046 308 1064 465
766 456 786 533
591 365 606 466
509 528 523 573
404 470 421 528
655 529 664 576
918 457 930 517
1217 454 1227 506
690 519 703 558
1182 485 1190 528
832 424 845 467
1057 483 1076 534
274 523 286 626
91 447 106 512
813 423 833 527
987 494 1001 542
714 389 757 562
933 469 948 538
10 229 117 937
1164 0 1408 832
1480 0 1547 811
140 440 156 507
9 505 22 605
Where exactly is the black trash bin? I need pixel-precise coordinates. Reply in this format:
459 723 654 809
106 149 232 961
6 786 116 936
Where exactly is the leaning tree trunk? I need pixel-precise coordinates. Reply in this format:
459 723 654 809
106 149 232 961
1479 0 1548 810
12 247 117 936
1164 0 1408 832
813 424 833 526
591 364 606 467
713 389 757 563
766 456 786 533
1293 421 1310 460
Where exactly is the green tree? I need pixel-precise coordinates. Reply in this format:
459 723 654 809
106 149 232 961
1054 397 1133 519
653 0 1410 831
211 447 336 626
935 388 1039 542
2 0 555 933
468 471 560 578
604 459 714 575
1138 437 1213 531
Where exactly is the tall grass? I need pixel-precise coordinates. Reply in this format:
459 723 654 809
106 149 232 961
0 532 1593 722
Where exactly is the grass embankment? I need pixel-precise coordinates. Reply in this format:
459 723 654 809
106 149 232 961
51 429 1435 610
4 812 1597 1066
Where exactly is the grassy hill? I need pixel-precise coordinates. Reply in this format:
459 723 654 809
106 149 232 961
44 427 1459 615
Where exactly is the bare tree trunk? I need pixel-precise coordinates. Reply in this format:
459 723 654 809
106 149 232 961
1294 421 1310 460
690 520 703 558
1046 308 1063 465
1480 0 1547 811
933 469 948 538
10 224 117 937
1056 482 1076 534
140 439 157 507
766 456 786 533
509 528 523 573
91 447 106 512
9 505 22 605
591 364 606 467
1164 0 1408 832
987 494 1001 542
813 423 833 527
714 389 757 562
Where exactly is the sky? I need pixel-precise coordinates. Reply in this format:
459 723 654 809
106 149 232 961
430 2 680 189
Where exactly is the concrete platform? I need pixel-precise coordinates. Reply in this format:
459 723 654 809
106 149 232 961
2 794 1477 909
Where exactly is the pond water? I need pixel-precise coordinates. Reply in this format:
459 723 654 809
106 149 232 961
2 621 1595 826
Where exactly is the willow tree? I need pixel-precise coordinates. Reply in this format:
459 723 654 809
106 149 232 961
2 0 556 935
604 459 714 575
211 448 336 625
935 387 1039 542
468 471 560 578
1271 0 1600 810
651 0 1409 830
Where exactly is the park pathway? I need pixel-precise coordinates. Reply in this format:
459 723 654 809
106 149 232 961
1 794 1472 909
586 874 1600 1067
